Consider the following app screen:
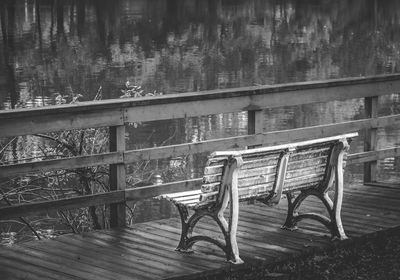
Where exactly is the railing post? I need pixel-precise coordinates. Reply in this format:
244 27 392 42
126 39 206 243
248 110 263 149
247 109 263 204
109 125 126 228
248 110 263 135
364 96 378 183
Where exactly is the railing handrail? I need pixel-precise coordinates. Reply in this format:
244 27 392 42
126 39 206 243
2 73 400 120
0 74 400 137
0 74 391 116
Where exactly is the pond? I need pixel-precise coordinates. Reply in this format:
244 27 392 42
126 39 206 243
1 0 400 171
1 0 400 106
1 0 400 239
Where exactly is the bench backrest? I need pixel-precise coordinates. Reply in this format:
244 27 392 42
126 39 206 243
200 133 358 205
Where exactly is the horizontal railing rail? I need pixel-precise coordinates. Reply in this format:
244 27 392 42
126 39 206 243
1 74 400 225
1 114 400 179
0 179 202 220
1 74 400 137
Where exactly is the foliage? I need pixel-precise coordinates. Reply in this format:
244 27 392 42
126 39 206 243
120 82 163 99
0 83 183 245
120 82 163 128
0 120 110 240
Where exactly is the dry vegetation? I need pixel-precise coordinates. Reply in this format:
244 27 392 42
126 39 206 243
182 227 400 280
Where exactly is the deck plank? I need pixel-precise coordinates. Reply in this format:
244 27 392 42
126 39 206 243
101 230 219 270
27 236 158 280
64 234 180 278
145 219 293 260
1 183 400 280
0 254 79 280
88 231 205 275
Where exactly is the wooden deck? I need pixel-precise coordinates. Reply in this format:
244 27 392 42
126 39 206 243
1 183 400 280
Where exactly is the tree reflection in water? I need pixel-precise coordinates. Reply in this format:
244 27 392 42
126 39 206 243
1 0 400 105
0 0 399 240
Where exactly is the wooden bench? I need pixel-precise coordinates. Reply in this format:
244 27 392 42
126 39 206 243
157 132 358 264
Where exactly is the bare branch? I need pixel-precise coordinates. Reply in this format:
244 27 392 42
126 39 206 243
0 188 41 240
34 133 78 156
0 137 17 158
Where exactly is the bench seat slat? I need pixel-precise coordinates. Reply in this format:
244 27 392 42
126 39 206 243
173 194 203 202
200 182 277 203
203 174 223 184
205 165 277 177
158 189 202 199
284 174 325 190
289 148 331 161
239 166 276 179
178 198 203 205
206 157 228 166
284 181 321 192
238 183 275 199
203 166 277 184
204 165 224 175
287 156 328 171
157 190 205 208
286 166 327 180
242 156 279 167
285 172 325 182
238 174 276 188
241 152 282 161
204 157 279 175
201 182 221 193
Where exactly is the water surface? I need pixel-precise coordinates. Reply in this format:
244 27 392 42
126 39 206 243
1 0 400 108
0 0 399 233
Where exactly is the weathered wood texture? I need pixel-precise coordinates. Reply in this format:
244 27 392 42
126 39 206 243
364 96 378 182
2 114 399 179
202 133 356 202
247 110 263 135
0 191 125 220
109 125 127 228
0 152 123 179
1 143 398 220
0 109 124 138
247 109 263 149
0 180 202 219
1 74 400 137
1 183 399 280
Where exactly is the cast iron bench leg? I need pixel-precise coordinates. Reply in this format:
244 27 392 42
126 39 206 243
282 139 349 240
174 156 244 264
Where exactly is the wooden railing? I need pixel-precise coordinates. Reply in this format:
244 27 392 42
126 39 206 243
1 74 400 225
